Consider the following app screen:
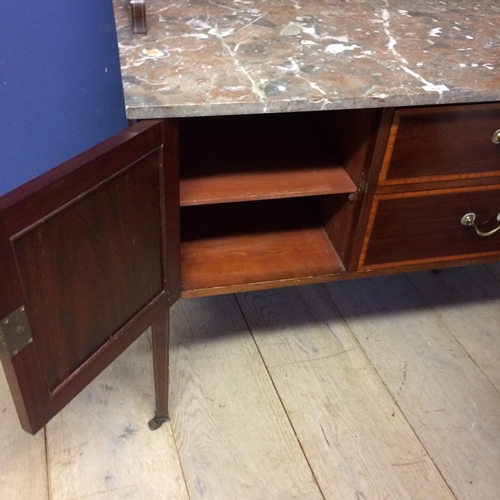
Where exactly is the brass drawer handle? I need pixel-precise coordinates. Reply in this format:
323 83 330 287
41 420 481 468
461 212 500 237
492 129 500 144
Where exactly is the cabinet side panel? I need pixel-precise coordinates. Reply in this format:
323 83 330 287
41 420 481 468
347 108 394 271
162 119 181 303
320 109 383 266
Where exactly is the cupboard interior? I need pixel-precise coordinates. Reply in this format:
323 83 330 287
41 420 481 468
177 109 379 296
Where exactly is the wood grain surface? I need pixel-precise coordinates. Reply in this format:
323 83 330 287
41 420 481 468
2 265 500 500
238 285 454 500
0 368 48 500
181 198 345 296
379 103 500 185
45 333 188 500
169 295 323 500
324 273 500 499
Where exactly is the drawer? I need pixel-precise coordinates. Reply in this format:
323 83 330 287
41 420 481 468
379 103 500 185
359 185 500 269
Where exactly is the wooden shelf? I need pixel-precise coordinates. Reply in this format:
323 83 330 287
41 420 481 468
180 165 356 206
179 113 356 206
180 198 345 296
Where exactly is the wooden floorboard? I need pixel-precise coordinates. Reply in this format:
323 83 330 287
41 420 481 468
169 295 323 500
0 367 48 500
324 271 500 500
45 333 188 500
2 265 500 500
407 265 500 391
237 285 454 500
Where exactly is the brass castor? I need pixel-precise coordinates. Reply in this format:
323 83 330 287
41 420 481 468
148 416 168 430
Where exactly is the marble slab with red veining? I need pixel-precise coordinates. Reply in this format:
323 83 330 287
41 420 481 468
112 0 500 118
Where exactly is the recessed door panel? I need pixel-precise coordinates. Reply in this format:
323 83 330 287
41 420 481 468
0 119 180 433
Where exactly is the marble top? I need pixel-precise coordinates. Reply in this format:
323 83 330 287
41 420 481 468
112 0 500 118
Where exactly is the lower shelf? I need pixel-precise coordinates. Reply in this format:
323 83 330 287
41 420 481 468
180 198 345 297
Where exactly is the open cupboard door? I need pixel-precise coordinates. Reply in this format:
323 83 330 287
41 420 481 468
0 120 180 434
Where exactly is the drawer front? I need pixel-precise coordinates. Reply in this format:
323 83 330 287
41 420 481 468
360 185 500 269
380 103 500 185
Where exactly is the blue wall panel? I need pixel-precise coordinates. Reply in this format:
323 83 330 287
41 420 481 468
0 1 128 196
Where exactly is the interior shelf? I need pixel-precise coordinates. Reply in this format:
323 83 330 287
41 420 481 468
180 198 345 296
179 113 357 206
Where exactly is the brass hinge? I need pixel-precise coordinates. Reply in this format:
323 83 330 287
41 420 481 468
0 306 33 358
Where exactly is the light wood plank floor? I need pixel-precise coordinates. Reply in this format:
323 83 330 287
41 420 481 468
2 264 500 500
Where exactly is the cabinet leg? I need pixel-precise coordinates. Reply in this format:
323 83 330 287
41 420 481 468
148 309 170 431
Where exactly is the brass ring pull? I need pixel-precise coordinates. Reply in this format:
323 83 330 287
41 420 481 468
461 212 500 237
492 129 500 144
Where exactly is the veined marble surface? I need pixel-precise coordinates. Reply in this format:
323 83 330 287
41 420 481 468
112 0 500 118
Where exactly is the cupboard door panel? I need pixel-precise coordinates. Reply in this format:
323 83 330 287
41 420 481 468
13 156 163 391
0 120 180 434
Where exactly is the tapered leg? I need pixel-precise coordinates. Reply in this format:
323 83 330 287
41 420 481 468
148 308 170 430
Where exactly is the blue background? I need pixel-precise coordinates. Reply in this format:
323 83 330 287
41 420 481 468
0 1 128 196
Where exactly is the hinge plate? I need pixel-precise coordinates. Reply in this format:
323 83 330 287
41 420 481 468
0 306 33 358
